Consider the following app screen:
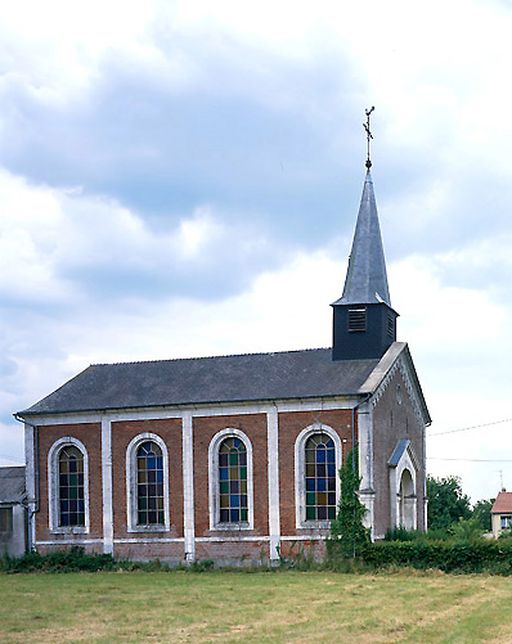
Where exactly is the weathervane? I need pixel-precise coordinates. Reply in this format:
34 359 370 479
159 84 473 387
363 106 375 169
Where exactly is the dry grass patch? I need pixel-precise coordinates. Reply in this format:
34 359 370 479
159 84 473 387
0 570 511 642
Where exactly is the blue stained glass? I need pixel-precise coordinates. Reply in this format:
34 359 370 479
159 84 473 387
147 457 156 470
219 467 228 481
230 509 239 522
240 495 248 507
230 494 240 507
327 463 336 477
306 478 315 491
156 470 163 483
316 449 326 463
69 459 77 472
233 438 241 449
156 457 163 469
318 478 327 492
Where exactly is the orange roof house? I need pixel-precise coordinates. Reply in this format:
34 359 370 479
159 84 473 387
491 490 512 538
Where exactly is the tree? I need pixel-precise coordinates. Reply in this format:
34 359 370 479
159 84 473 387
328 448 370 559
472 498 494 532
427 475 471 530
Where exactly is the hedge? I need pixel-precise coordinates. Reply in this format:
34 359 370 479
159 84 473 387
357 540 512 574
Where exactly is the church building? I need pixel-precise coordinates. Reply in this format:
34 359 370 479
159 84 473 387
16 155 430 564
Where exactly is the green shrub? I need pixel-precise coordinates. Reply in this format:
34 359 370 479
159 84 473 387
327 448 370 560
448 517 484 543
189 559 214 572
384 527 423 542
0 547 116 573
359 540 512 575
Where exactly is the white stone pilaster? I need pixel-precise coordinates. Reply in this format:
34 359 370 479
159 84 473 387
24 423 36 550
182 412 195 562
267 407 280 561
101 418 113 554
357 401 375 538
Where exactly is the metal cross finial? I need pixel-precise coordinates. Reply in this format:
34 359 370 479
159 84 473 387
364 106 375 169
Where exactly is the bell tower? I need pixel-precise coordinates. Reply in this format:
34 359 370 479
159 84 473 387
332 109 398 361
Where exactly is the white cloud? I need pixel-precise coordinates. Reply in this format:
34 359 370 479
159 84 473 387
2 0 512 509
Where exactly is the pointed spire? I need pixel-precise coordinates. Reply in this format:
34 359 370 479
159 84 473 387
335 170 391 306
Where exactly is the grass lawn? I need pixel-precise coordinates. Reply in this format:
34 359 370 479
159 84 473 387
1 570 511 643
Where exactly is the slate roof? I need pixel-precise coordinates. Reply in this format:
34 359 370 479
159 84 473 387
19 348 380 416
333 170 392 307
388 439 411 467
0 466 26 504
491 491 512 514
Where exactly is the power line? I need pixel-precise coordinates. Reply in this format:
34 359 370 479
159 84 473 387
428 417 512 437
428 457 512 463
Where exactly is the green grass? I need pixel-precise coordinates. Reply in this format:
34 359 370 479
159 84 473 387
1 570 511 642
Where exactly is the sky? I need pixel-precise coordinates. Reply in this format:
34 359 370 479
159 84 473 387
1 0 512 502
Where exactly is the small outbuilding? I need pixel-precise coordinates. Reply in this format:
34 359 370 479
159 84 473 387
491 490 512 538
0 466 27 557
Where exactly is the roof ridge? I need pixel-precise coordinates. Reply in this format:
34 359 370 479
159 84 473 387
91 347 331 367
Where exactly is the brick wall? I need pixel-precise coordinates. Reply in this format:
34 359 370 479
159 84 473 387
278 409 354 536
32 399 419 562
111 418 183 539
192 414 268 537
372 368 426 536
36 423 102 542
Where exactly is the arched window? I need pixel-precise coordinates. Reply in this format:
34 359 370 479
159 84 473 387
208 429 254 530
136 441 165 526
48 437 90 533
218 437 248 524
295 424 342 528
389 439 418 531
126 433 170 532
304 433 337 522
58 445 85 527
398 468 415 530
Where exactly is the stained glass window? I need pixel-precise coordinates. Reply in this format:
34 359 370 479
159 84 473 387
58 446 85 527
218 437 248 524
305 433 337 521
136 441 165 526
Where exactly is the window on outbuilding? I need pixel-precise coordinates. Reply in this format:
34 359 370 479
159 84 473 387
58 445 85 527
218 437 248 524
0 507 13 535
305 433 337 521
136 441 165 526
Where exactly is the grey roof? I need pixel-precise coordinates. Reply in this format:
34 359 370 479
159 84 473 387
19 348 381 416
0 466 25 504
334 170 391 307
388 439 411 467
